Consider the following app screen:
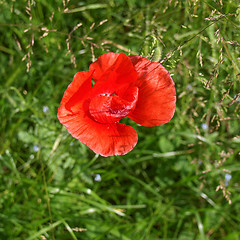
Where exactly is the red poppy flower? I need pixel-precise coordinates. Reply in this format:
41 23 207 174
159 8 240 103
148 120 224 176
58 52 176 156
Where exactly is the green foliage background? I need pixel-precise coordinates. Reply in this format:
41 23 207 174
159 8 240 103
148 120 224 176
0 0 240 239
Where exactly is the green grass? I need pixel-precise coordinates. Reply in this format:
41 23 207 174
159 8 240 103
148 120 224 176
1 0 240 239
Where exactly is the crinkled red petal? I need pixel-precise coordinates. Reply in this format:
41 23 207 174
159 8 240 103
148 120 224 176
128 56 176 127
89 52 120 81
89 52 138 85
57 70 138 156
58 71 93 117
89 86 138 123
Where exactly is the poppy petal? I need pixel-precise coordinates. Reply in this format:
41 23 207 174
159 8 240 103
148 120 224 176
89 52 138 85
89 86 139 123
59 108 138 156
58 70 93 117
89 52 120 81
128 56 176 127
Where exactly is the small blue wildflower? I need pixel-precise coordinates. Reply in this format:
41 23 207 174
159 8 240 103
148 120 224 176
94 174 101 182
225 173 232 181
201 123 208 131
225 173 232 186
33 145 39 152
79 49 87 54
43 106 49 113
187 84 192 90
